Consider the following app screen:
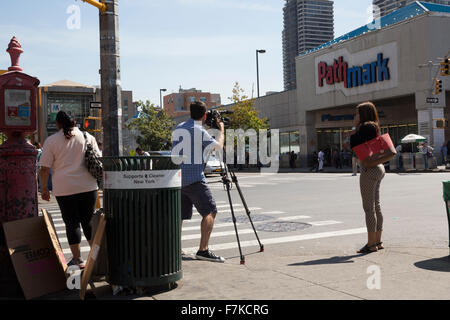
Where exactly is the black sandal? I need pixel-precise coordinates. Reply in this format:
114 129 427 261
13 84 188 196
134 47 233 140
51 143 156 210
376 242 384 250
357 244 378 254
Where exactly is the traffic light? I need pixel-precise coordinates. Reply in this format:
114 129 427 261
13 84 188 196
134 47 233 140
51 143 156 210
441 58 450 76
84 118 96 131
434 78 443 95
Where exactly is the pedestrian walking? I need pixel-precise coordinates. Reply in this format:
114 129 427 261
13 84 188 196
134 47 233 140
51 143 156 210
395 144 402 170
351 150 359 176
136 147 150 156
97 141 103 157
172 101 226 262
318 150 324 171
447 140 450 159
34 142 42 191
418 142 433 170
350 102 385 254
289 151 297 170
311 151 318 172
440 142 447 166
39 111 101 268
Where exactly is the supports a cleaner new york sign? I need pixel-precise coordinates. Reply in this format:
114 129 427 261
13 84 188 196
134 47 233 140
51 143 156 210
103 170 181 189
315 42 398 97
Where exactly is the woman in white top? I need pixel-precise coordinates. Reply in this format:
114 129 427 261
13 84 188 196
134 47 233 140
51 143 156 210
39 111 100 268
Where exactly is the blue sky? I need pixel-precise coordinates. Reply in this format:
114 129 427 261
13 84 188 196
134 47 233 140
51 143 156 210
0 0 373 106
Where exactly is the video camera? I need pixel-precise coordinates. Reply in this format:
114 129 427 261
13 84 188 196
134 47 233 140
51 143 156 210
205 109 233 130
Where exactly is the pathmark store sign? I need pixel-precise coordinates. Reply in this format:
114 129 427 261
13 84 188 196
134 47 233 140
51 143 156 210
315 42 398 96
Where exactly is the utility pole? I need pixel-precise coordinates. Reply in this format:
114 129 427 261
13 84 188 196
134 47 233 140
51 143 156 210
82 0 122 156
99 0 122 156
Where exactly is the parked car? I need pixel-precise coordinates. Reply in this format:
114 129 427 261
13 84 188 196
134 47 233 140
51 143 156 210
204 152 225 176
149 150 172 156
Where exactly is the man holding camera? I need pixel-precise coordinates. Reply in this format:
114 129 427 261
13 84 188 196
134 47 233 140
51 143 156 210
172 101 225 262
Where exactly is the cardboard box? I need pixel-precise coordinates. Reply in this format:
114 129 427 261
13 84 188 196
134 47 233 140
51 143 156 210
80 213 106 300
3 211 68 300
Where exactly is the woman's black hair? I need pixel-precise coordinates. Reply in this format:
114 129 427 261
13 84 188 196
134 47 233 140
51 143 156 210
56 111 76 139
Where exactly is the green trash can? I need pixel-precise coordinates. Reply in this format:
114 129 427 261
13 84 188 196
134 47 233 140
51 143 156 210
442 181 450 251
101 156 182 287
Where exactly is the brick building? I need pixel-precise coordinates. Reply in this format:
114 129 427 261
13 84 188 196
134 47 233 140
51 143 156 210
163 87 221 118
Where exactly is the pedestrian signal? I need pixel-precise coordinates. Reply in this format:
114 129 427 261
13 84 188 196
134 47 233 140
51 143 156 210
441 58 450 76
434 79 443 95
84 118 96 130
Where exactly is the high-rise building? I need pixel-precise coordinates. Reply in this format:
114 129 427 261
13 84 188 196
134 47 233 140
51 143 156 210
283 0 334 91
373 0 450 18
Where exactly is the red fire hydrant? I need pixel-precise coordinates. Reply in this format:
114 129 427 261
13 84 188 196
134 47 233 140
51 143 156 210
0 37 40 296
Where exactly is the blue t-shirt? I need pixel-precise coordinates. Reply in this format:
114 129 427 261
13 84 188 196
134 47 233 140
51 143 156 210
172 119 219 187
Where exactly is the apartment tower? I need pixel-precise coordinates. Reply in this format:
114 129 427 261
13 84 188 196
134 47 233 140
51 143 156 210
283 0 334 91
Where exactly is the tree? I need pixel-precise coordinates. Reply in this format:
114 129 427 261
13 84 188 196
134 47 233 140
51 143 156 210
227 82 269 131
126 100 175 151
225 82 270 167
0 132 6 145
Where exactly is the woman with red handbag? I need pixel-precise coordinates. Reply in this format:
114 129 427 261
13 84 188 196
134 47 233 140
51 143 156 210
350 102 386 254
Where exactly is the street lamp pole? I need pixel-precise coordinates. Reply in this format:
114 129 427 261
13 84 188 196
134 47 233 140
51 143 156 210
256 49 266 98
160 88 167 109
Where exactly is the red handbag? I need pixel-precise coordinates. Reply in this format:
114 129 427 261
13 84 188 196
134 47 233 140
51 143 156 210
352 133 397 168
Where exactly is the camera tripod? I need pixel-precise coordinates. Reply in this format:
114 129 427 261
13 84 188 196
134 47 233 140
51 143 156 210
215 150 264 265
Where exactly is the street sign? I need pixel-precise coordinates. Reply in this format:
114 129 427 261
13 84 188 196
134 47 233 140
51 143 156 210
426 97 439 104
90 101 101 109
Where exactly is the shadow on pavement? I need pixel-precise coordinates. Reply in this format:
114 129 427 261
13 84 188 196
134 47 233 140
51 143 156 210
414 256 450 273
288 254 364 266
83 282 179 300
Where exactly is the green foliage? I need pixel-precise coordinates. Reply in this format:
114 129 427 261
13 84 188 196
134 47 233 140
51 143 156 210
125 100 175 151
0 133 6 145
227 82 269 131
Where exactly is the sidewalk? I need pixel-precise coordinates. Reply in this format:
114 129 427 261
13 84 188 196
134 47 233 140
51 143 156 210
39 244 450 300
32 179 450 300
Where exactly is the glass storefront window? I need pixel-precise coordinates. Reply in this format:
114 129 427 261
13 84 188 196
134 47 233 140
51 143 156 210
289 131 300 153
317 124 419 158
279 131 300 154
46 94 93 135
280 132 290 155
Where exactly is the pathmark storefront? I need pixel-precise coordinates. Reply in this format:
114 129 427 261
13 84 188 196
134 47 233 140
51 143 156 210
295 2 450 166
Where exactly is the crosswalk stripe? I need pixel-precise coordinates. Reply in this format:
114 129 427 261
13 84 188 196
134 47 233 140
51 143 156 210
260 211 285 215
216 204 242 208
183 228 367 255
54 223 66 228
63 247 90 254
218 207 262 214
57 236 88 244
181 219 341 241
307 220 343 226
63 227 367 255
